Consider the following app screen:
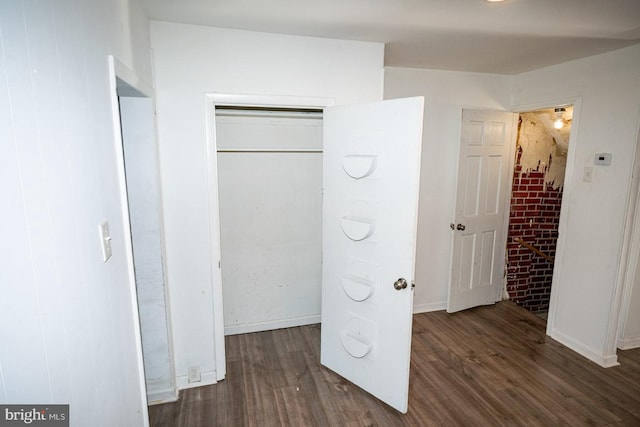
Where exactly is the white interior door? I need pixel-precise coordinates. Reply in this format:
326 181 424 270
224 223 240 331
448 109 517 313
321 97 424 413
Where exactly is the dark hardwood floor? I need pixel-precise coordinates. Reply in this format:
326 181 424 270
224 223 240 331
148 302 640 426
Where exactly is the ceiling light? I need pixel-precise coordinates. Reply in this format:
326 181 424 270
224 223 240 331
485 0 506 2
554 108 565 129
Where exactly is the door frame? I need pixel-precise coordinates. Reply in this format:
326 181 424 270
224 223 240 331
615 120 640 350
108 55 158 425
511 96 583 349
203 93 334 378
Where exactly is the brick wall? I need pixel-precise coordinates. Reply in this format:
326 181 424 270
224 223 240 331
506 147 563 314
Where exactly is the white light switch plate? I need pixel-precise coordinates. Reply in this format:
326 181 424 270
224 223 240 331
98 221 112 262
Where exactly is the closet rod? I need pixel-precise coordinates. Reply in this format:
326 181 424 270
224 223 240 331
216 105 323 113
217 148 323 153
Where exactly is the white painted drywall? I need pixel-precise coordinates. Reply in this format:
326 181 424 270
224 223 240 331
512 44 640 365
383 67 513 313
150 21 384 387
120 96 176 402
0 0 152 425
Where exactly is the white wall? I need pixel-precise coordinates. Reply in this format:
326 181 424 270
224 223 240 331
512 44 640 365
150 21 384 387
0 0 152 425
120 97 176 403
216 113 323 335
383 67 513 312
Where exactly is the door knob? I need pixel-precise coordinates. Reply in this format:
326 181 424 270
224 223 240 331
456 223 466 231
394 278 408 290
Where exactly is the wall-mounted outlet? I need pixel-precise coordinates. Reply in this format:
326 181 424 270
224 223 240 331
188 366 201 383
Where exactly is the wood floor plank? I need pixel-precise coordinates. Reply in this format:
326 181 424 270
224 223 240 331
149 302 640 426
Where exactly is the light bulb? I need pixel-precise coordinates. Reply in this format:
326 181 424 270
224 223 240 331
554 118 564 129
553 107 565 129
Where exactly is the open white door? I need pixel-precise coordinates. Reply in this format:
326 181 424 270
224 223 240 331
321 97 424 413
448 110 517 313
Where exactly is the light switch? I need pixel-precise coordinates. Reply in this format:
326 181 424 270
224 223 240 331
583 166 593 182
98 221 112 262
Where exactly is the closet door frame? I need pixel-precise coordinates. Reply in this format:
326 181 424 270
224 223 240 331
204 93 334 379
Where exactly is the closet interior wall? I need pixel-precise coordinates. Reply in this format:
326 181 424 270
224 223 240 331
215 108 324 335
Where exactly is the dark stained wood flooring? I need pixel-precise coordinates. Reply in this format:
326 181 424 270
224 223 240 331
148 301 640 426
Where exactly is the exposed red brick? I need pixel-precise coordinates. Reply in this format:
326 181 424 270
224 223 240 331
507 159 563 315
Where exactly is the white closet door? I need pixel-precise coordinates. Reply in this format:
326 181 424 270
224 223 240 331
216 111 323 335
321 97 424 413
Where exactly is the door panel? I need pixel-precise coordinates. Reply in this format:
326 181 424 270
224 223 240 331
448 110 517 313
321 97 424 413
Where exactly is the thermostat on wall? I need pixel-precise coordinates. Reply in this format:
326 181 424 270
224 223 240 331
594 153 612 165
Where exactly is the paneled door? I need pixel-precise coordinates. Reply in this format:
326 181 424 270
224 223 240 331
448 110 517 313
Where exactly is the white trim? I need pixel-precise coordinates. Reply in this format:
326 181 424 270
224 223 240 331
615 116 640 352
204 98 226 381
549 328 619 368
204 93 335 382
224 315 322 336
107 55 150 427
500 113 520 301
112 58 154 98
413 302 447 314
176 370 218 390
147 386 179 406
207 93 333 109
446 106 464 311
618 336 640 350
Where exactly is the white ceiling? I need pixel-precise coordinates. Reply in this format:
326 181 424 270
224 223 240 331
141 0 640 74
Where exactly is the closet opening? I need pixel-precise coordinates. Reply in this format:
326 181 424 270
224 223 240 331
214 105 324 335
505 106 573 321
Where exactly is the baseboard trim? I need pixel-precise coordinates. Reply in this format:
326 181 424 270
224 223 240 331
224 314 321 336
413 301 447 314
618 336 640 350
147 386 179 405
550 328 619 368
176 370 218 390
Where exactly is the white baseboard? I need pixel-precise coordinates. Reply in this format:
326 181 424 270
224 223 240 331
550 328 619 368
176 370 218 390
147 386 179 405
413 301 447 314
618 336 640 350
224 314 321 336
